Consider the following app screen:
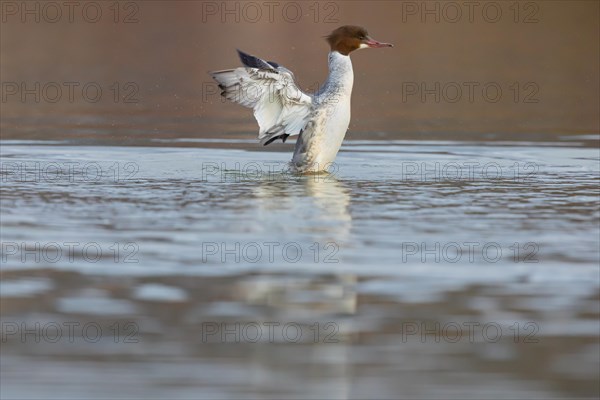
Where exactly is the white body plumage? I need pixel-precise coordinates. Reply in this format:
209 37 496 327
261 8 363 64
291 52 353 172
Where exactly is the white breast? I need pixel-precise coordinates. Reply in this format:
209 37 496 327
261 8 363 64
291 52 354 172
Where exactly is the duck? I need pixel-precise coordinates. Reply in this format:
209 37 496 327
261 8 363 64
209 25 393 173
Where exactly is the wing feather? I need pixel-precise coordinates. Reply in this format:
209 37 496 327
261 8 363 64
210 51 313 145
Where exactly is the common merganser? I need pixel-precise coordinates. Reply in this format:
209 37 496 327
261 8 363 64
209 25 393 173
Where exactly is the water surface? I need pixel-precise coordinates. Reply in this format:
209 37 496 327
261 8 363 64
1 140 599 399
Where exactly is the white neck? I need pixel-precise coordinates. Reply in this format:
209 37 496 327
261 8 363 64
316 51 354 99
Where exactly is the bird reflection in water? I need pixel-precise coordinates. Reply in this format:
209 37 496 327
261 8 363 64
244 173 358 316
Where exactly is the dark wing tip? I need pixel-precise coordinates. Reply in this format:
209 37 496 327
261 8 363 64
263 136 278 146
237 49 260 68
237 49 276 71
236 48 250 62
263 134 290 146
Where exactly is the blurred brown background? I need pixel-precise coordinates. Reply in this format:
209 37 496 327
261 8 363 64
1 0 599 143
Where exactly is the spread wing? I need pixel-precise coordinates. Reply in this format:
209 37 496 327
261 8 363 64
210 50 313 145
